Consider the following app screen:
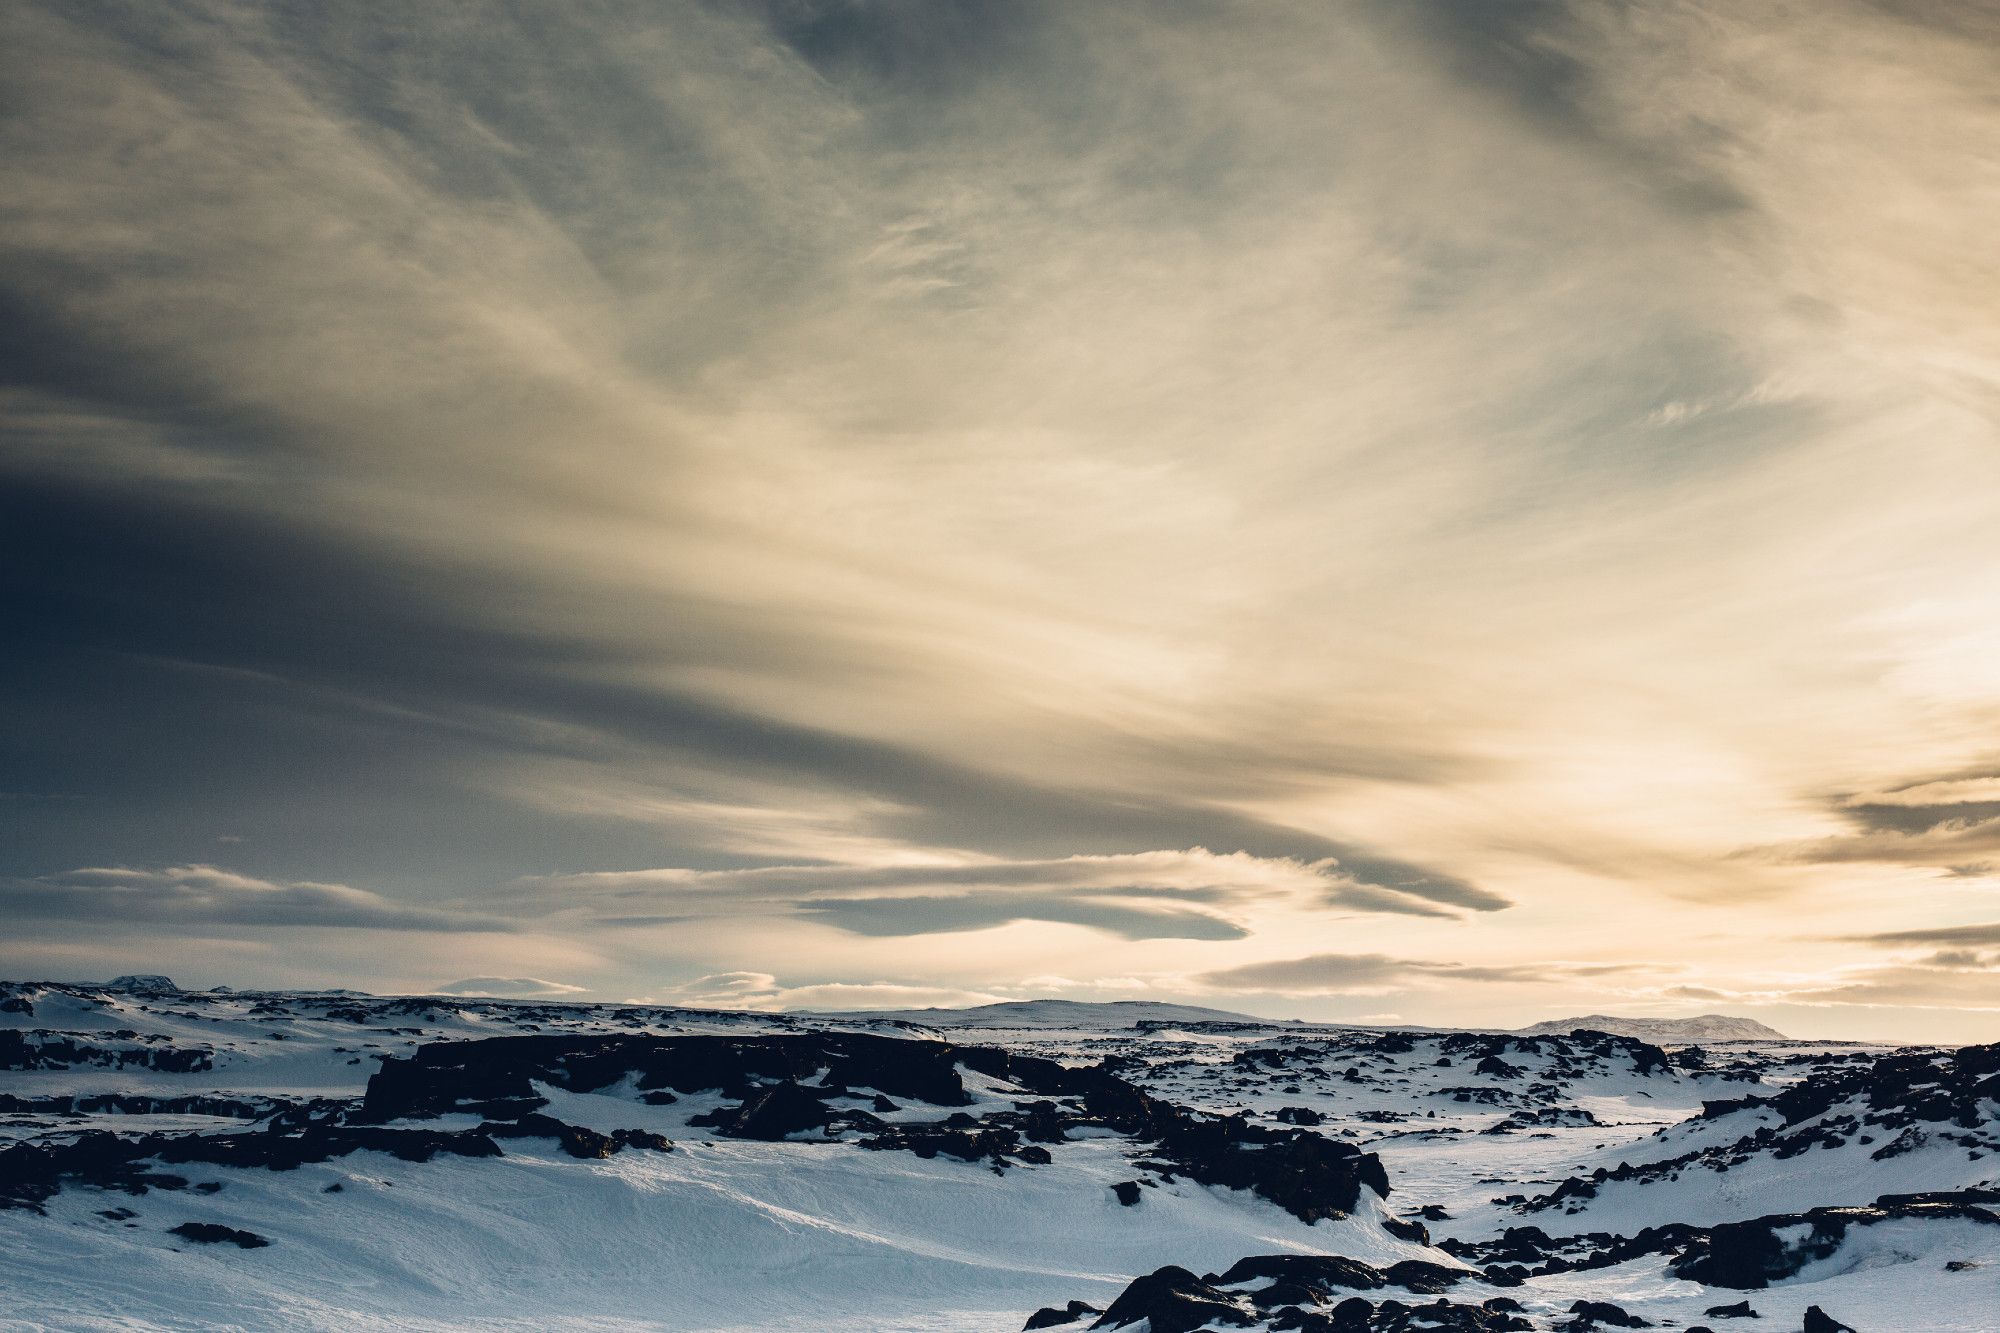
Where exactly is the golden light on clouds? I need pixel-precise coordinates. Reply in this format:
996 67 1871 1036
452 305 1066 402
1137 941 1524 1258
1 1 1997 1039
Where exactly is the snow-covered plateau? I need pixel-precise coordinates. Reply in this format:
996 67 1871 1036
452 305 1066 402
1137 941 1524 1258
2 979 1993 1332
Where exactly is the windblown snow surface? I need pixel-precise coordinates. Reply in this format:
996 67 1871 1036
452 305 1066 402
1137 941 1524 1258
1 980 1994 1331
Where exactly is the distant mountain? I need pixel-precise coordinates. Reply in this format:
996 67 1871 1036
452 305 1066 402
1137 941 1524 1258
103 974 179 995
823 998 1284 1029
1518 1013 1787 1042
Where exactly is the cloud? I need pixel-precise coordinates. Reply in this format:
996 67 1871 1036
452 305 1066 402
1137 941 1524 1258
1744 769 2000 868
796 894 1249 941
0 2 1997 1037
1847 921 2000 949
1843 776 2000 808
430 976 586 998
0 865 513 933
513 847 1495 941
1195 952 1629 996
653 972 1009 1013
1759 817 2000 868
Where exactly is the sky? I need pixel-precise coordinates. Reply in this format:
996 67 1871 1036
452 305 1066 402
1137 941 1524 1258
3 1 1999 1042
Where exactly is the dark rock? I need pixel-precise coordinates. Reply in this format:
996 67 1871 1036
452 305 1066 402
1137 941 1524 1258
480 1114 622 1159
1800 1309 1855 1333
0 1031 213 1074
1111 1180 1142 1206
1705 1302 1759 1319
1214 1254 1393 1291
1382 1261 1464 1294
716 1083 835 1141
1381 1214 1432 1245
1251 1279 1323 1308
0 1123 503 1212
168 1222 268 1248
1091 1265 1252 1331
1025 1301 1101 1329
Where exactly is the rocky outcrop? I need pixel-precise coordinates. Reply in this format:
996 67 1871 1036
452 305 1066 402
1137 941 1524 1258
1069 1257 1526 1333
0 1031 213 1073
361 1032 1399 1226
168 1221 267 1248
1520 1043 2000 1218
1024 1300 1101 1328
1091 1265 1252 1332
0 1122 504 1212
1442 1188 2000 1289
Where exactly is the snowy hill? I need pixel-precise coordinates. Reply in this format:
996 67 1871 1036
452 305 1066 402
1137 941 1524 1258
1 977 1988 1329
825 998 1284 1029
1518 1013 1789 1042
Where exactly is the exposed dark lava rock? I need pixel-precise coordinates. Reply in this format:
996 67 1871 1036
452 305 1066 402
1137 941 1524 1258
1111 1179 1142 1206
690 1082 836 1141
168 1221 268 1248
0 1031 213 1073
1704 1301 1759 1318
1024 1299 1102 1328
361 1031 1399 1225
1443 1188 2000 1292
1800 1308 1855 1333
478 1114 672 1159
1048 1252 1486 1333
1564 1299 1648 1327
361 1031 985 1122
0 1092 282 1118
1213 1254 1399 1292
0 1123 503 1212
1092 1265 1251 1331
1523 1042 2000 1218
1671 1196 2000 1289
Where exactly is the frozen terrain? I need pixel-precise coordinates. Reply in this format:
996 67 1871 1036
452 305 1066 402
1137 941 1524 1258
2 979 1993 1331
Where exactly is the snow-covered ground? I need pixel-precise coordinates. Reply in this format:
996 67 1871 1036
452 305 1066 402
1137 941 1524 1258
2 980 1991 1330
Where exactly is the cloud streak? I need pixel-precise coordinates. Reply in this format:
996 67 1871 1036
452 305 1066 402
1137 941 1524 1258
2 866 515 933
514 848 1496 941
432 977 587 998
1196 952 1640 997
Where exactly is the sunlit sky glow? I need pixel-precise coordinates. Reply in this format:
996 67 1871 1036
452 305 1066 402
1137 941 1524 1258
5 1 1999 1040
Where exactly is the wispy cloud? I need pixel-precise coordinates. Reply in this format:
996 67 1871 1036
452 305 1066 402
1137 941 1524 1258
1196 952 1643 997
431 976 586 998
513 847 1502 943
1 1 1997 1036
1 866 515 933
643 971 1009 1014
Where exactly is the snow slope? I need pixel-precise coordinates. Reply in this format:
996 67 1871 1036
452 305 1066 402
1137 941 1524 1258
2 979 1989 1331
